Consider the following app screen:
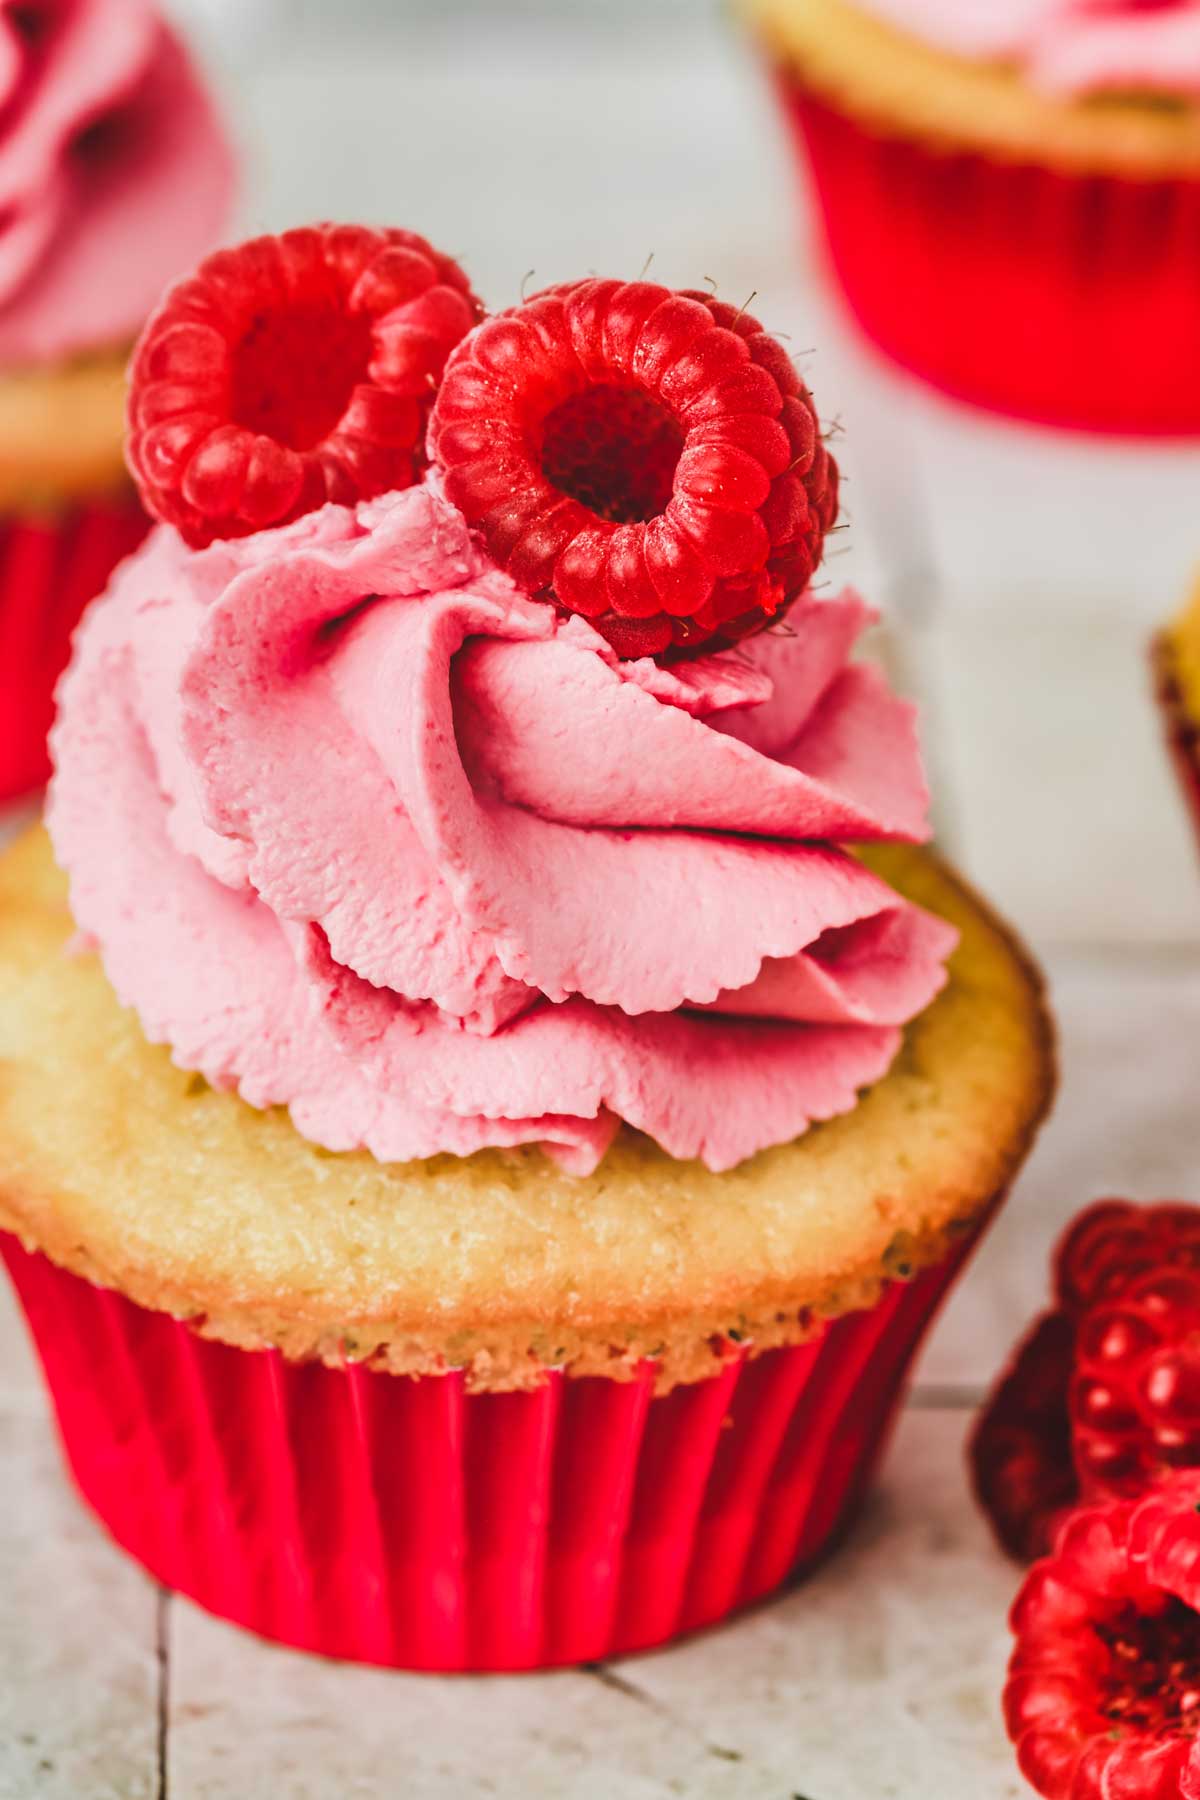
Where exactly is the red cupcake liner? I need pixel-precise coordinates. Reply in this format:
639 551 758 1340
0 497 149 804
1153 632 1200 852
2 1218 982 1672
773 74 1200 437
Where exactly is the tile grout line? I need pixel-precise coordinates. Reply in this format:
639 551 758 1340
156 1588 171 1800
907 1384 985 1412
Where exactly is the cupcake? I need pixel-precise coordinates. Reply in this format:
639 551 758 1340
0 225 1055 1672
741 0 1200 435
0 0 234 801
1155 581 1200 848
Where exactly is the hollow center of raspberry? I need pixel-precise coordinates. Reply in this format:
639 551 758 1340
1095 1598 1200 1737
540 385 682 524
230 305 374 453
9 5 50 43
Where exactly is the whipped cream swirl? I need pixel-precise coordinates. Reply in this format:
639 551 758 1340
49 482 956 1175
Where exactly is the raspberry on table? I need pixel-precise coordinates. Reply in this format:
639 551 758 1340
1005 1479 1200 1800
969 1311 1079 1564
1073 1265 1200 1502
427 277 840 658
1051 1200 1200 1503
973 1199 1200 1561
1056 1200 1200 1319
127 224 482 546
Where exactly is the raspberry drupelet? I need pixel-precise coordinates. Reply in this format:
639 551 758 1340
427 278 840 658
127 224 482 547
1058 1202 1200 1503
1073 1266 1200 1503
1006 1480 1200 1800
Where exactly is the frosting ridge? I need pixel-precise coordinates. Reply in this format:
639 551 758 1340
48 481 956 1176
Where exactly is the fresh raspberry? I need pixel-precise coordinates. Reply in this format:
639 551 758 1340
1005 1480 1200 1800
1072 1264 1200 1501
1056 1200 1200 1319
128 224 482 547
970 1311 1080 1563
973 1201 1200 1559
427 278 839 658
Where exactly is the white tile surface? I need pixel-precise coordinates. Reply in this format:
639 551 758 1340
160 1410 1022 1800
0 1279 41 1408
0 1399 161 1800
923 946 1200 1397
926 609 1200 946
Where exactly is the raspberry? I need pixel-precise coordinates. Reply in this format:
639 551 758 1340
974 1201 1200 1560
427 278 839 658
1005 1481 1200 1800
1073 1265 1200 1501
127 224 482 547
970 1311 1080 1563
1056 1200 1200 1318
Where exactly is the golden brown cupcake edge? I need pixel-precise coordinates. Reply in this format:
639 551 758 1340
0 827 1055 1392
741 0 1200 177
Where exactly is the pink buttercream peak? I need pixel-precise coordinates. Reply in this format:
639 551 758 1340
48 480 955 1176
0 0 235 367
855 0 1200 98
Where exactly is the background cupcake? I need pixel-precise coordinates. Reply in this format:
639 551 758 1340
0 0 235 802
741 0 1200 435
0 225 1054 1672
1155 581 1200 849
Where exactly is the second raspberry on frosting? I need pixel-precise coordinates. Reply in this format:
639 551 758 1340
429 280 840 658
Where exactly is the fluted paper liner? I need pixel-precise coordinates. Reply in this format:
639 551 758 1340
3 1223 979 1672
773 76 1200 437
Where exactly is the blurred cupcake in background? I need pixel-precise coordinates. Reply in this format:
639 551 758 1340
741 0 1200 435
1155 582 1200 850
0 0 234 801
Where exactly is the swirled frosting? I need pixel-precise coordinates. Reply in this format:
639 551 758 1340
48 481 956 1176
0 0 235 368
855 0 1200 97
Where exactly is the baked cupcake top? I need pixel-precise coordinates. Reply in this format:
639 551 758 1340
0 0 234 368
48 224 957 1179
745 0 1200 173
853 0 1200 98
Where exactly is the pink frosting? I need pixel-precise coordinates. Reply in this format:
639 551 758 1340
0 0 235 368
854 0 1200 97
48 482 956 1176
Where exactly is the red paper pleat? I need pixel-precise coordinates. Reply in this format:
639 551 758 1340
774 75 1200 437
0 496 149 802
3 1221 979 1671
